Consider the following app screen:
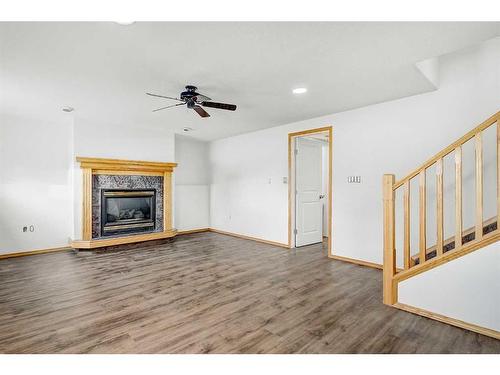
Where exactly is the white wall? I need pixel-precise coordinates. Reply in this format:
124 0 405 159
73 118 175 162
399 241 500 331
0 113 73 253
210 37 500 263
174 135 210 231
210 125 296 245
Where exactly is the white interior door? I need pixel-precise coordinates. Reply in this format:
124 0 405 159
295 137 323 247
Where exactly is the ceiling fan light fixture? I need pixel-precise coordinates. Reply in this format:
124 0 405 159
147 85 236 118
292 87 308 94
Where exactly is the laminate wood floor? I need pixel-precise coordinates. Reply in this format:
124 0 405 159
0 232 498 354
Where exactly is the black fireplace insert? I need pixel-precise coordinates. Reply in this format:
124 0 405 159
100 189 156 237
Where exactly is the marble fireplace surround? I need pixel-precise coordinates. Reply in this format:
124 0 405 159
92 174 164 239
71 157 177 249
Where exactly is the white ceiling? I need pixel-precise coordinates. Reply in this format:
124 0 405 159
1 22 499 141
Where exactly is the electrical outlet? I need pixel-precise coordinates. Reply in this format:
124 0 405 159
29 225 35 232
22 226 28 233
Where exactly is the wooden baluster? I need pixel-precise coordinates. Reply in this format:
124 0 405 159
436 159 444 257
383 174 397 305
475 133 483 241
497 121 500 233
419 170 426 264
455 147 462 250
403 181 411 269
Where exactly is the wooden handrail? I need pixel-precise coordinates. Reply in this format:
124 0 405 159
393 111 500 190
395 230 500 284
383 111 500 306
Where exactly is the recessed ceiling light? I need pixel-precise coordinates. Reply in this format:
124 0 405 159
292 87 307 94
62 106 74 112
115 21 135 26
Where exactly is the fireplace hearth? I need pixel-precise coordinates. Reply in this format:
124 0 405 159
101 189 156 236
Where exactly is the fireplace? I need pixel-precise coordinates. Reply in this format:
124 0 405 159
101 189 156 237
72 157 176 249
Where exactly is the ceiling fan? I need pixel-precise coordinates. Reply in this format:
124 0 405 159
146 85 237 118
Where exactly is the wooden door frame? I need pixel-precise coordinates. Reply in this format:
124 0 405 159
288 126 333 255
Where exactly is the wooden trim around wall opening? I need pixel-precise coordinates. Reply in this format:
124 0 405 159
288 126 333 255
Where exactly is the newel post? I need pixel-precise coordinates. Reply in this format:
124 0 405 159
383 174 397 305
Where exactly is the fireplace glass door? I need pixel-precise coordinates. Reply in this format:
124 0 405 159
101 189 156 236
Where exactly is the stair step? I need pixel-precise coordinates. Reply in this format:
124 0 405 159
414 220 497 265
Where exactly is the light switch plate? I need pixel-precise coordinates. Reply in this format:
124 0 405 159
347 176 361 183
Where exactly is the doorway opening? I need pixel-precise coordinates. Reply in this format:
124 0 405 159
288 126 332 255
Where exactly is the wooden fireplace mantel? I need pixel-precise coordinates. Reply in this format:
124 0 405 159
70 157 178 249
76 157 177 173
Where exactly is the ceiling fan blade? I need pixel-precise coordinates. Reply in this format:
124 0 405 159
201 101 237 111
152 103 186 112
146 92 184 102
194 92 212 101
193 105 210 118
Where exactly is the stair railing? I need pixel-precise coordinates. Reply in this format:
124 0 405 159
383 111 500 305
